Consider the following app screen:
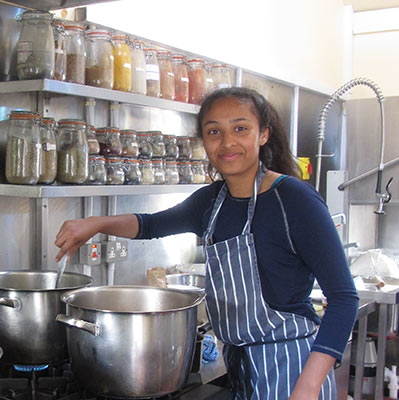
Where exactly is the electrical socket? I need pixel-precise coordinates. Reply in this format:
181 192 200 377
101 240 128 262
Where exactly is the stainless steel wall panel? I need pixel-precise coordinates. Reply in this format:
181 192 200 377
119 104 150 131
378 204 399 250
44 94 85 121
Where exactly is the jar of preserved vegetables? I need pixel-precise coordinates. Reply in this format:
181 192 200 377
212 64 232 89
120 129 139 157
157 50 175 100
86 125 100 155
164 134 179 160
5 111 41 185
87 155 106 185
137 132 153 159
177 136 192 160
172 55 189 103
191 160 206 184
53 20 66 81
152 159 165 184
141 159 154 184
204 62 214 95
85 29 114 89
105 157 125 184
16 10 55 80
130 39 146 95
144 48 160 97
112 34 131 92
123 157 142 185
95 127 122 156
39 117 57 184
64 23 86 84
57 119 88 184
149 131 165 158
190 137 206 160
187 59 206 105
164 161 179 184
178 161 193 184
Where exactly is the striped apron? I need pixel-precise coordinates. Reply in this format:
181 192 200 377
203 166 337 400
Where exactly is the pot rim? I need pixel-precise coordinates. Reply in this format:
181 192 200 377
60 284 205 314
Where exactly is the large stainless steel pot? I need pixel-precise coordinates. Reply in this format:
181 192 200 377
57 285 204 398
0 271 92 365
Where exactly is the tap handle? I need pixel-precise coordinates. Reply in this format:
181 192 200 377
383 177 393 204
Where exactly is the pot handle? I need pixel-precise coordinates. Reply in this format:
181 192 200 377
0 297 21 310
56 314 100 336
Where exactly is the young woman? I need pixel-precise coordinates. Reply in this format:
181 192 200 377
55 87 359 400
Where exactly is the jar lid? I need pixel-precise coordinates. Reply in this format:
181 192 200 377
87 29 110 38
64 23 85 31
9 110 37 120
110 127 120 133
58 119 87 126
41 117 56 124
165 160 178 165
105 157 122 162
187 58 204 64
137 131 150 137
142 159 152 164
212 64 229 70
112 33 128 41
125 158 140 163
95 127 108 133
149 130 163 136
144 47 157 53
120 129 137 135
20 10 53 21
172 54 185 60
157 50 170 57
152 159 163 164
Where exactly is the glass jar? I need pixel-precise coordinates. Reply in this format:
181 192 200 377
157 50 175 100
39 117 57 184
137 132 153 159
164 161 179 184
53 20 66 81
191 160 206 184
141 159 155 184
120 129 139 157
16 10 55 80
85 29 114 89
164 134 179 160
144 48 160 97
5 111 41 185
87 155 107 185
95 127 122 156
178 160 193 184
112 34 131 92
190 137 206 160
172 55 189 103
212 64 232 89
152 159 165 184
130 40 146 95
86 125 100 155
204 62 214 95
177 136 192 160
57 119 88 184
149 131 165 158
105 157 125 184
123 157 142 185
202 160 212 184
64 23 86 84
187 59 206 105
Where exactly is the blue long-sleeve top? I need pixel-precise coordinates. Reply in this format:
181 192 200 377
136 176 359 360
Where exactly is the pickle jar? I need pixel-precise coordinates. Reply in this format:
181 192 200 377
187 59 206 105
212 64 232 89
137 132 153 159
165 161 179 184
57 119 88 184
53 20 66 81
16 10 55 80
96 127 122 156
157 50 175 100
86 125 100 155
5 111 41 185
164 134 179 160
191 160 206 184
178 160 193 184
141 159 155 184
177 136 192 160
120 129 139 157
112 34 131 92
172 54 189 103
85 29 114 89
123 157 142 185
144 48 160 97
130 39 146 95
64 23 86 84
190 137 207 160
105 156 125 184
87 155 107 185
149 131 166 158
39 117 57 184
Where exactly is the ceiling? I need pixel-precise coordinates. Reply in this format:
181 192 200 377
344 0 399 11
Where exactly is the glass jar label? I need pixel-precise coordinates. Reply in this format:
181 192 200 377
42 142 57 151
145 64 160 81
17 41 33 64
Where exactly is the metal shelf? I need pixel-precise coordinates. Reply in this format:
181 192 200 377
0 80 200 114
1 0 117 11
0 184 206 198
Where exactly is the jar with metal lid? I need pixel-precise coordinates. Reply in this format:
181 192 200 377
178 161 193 184
64 23 86 84
137 132 153 159
5 110 41 185
164 161 179 184
191 160 206 184
120 130 139 157
149 131 165 158
87 155 106 185
190 137 206 160
53 20 66 81
164 135 179 160
187 59 206 105
130 39 146 95
86 125 100 155
95 127 122 156
177 136 192 160
39 117 57 184
172 55 189 103
152 159 165 184
123 157 142 185
212 64 232 89
57 119 88 184
144 48 160 97
141 159 155 184
112 34 131 92
105 157 125 185
16 10 55 80
204 62 214 94
157 50 175 100
85 29 114 89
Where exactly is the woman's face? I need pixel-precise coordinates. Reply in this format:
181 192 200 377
201 97 268 181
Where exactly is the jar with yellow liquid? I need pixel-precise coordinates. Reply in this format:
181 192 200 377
112 34 131 92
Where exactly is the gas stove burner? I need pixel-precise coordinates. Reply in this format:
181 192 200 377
13 365 49 372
